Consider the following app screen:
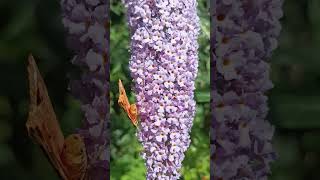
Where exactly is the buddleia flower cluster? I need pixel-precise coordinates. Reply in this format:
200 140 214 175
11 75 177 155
60 0 109 179
211 0 283 179
123 0 200 179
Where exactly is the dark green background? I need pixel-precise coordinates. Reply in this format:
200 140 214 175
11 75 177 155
0 0 318 179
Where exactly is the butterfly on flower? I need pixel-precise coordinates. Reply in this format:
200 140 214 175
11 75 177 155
118 79 139 127
26 54 87 180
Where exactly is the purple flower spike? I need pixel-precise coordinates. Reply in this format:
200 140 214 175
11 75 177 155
211 0 283 179
123 0 200 179
61 0 109 179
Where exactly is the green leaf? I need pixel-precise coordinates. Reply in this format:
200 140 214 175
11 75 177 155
272 95 320 129
195 91 210 103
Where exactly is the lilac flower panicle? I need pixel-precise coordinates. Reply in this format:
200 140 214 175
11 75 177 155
123 0 200 179
61 0 109 179
211 0 283 179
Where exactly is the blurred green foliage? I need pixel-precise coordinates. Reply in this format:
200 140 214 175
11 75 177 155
110 0 210 179
269 0 320 179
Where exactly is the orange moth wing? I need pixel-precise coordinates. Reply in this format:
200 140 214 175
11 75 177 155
26 54 68 179
118 79 138 127
26 54 87 180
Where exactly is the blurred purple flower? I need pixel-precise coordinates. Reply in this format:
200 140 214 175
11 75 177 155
211 0 283 179
60 0 109 179
124 0 200 179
